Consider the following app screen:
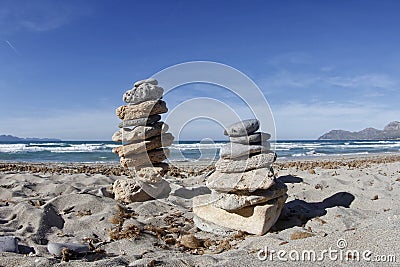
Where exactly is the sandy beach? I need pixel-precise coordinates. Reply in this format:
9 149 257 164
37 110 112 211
0 154 398 266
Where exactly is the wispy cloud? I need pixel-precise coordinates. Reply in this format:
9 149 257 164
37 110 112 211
0 1 92 33
4 40 19 55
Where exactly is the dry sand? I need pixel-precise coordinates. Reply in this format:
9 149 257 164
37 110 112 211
1 154 399 266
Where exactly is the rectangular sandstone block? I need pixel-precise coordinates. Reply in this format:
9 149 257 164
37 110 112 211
192 194 287 235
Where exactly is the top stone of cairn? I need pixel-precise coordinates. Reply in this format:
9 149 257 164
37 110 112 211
123 78 163 104
223 119 260 137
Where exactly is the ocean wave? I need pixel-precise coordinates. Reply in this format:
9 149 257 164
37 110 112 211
0 143 114 153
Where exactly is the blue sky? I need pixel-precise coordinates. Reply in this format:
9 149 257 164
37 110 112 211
1 0 400 140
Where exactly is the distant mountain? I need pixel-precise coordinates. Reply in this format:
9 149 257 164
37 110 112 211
0 135 61 142
319 121 400 140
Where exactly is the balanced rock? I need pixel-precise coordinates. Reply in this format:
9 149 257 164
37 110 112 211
120 148 170 168
123 83 164 104
219 142 271 159
206 168 275 193
224 119 259 137
118 115 161 128
193 194 287 235
215 152 276 173
134 77 158 87
47 242 90 256
230 132 271 145
113 133 174 157
209 181 287 211
116 100 167 120
112 122 168 143
0 236 18 253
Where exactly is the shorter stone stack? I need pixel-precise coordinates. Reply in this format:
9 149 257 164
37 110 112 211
111 78 174 203
193 119 287 235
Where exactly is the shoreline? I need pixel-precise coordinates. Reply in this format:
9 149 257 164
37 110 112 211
1 152 400 175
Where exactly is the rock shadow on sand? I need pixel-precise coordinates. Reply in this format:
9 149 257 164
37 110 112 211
272 191 355 231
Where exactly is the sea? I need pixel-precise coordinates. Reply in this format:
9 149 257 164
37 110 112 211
0 140 400 163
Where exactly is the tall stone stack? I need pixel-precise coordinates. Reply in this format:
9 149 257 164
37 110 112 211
111 78 174 203
193 119 287 235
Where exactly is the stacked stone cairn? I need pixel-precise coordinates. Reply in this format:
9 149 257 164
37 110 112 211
111 78 174 203
193 119 288 235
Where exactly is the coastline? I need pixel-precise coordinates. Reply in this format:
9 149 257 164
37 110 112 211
1 153 399 266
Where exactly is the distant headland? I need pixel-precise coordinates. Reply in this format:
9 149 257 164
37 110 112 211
0 135 61 142
319 121 400 140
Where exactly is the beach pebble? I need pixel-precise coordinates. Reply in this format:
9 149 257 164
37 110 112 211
215 152 276 173
206 168 275 193
47 242 89 256
210 181 288 211
134 77 158 87
116 100 168 120
123 83 164 104
112 122 169 143
0 236 19 253
224 119 259 137
230 132 271 145
219 142 271 159
118 115 161 128
112 133 174 157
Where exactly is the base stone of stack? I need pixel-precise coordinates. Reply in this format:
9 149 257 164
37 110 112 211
215 152 276 173
209 181 288 211
193 194 287 235
206 168 275 193
193 216 239 236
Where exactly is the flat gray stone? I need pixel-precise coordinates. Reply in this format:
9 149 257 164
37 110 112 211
219 142 271 159
134 77 158 87
224 119 259 137
206 168 275 193
210 181 288 211
215 152 276 173
112 133 174 157
123 83 164 104
118 115 161 128
47 242 90 256
0 236 18 253
112 122 168 143
230 132 271 145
